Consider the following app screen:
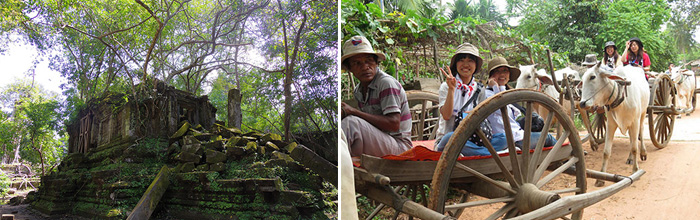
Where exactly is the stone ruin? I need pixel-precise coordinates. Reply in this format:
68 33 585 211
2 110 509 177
28 84 334 219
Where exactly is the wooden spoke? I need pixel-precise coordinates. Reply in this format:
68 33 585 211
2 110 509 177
537 157 579 188
477 129 519 189
522 101 533 183
444 197 514 210
447 192 469 217
501 106 523 185
505 207 520 218
486 203 516 220
532 130 570 181
454 162 517 195
528 111 555 180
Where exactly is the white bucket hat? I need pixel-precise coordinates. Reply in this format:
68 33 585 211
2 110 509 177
449 43 483 75
341 36 386 69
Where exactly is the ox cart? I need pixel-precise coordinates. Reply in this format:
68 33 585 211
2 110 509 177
538 51 681 151
354 89 645 220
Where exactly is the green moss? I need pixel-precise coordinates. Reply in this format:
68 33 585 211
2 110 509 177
170 121 191 139
106 208 122 217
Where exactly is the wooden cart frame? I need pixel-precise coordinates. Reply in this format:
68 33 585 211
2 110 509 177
355 89 645 220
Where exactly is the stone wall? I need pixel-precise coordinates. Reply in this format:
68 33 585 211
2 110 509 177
66 83 216 154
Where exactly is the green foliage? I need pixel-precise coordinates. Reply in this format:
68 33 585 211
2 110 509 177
450 0 508 27
516 0 678 71
247 0 337 137
135 138 168 163
517 0 606 63
0 171 10 198
0 79 65 173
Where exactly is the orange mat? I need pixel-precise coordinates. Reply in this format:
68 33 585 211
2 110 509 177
353 140 565 167
382 140 562 161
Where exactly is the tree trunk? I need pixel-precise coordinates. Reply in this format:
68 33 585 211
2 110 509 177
227 89 242 129
12 134 22 164
35 139 45 176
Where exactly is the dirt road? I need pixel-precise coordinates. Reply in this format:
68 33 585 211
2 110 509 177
581 108 700 219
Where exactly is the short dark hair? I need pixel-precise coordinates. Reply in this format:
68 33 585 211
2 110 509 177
343 54 379 69
450 54 478 77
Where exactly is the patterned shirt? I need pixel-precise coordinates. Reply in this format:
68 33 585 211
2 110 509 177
353 69 412 146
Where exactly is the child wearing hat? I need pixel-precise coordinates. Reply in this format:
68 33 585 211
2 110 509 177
483 57 556 153
603 41 621 69
340 35 412 157
621 37 651 73
434 43 487 150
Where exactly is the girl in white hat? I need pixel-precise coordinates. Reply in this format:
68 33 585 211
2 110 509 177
435 43 487 152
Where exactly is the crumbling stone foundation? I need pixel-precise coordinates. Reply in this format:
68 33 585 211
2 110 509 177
30 84 332 219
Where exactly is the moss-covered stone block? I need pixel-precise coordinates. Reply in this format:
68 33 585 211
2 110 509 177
264 142 279 152
183 135 199 145
127 165 171 220
181 143 201 154
260 133 282 143
193 124 203 131
226 146 246 158
167 141 180 156
181 162 195 173
245 142 257 151
220 126 242 138
60 153 86 171
175 152 201 163
243 136 258 142
284 142 298 154
196 164 209 171
271 151 293 163
193 132 213 141
205 149 226 164
205 140 224 151
209 162 225 172
243 131 262 138
226 136 241 147
280 190 318 208
170 121 191 139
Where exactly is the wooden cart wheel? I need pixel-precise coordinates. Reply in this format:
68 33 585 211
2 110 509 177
428 89 587 219
647 74 676 149
406 90 441 141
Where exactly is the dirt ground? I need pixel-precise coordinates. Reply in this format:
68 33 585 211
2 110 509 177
579 108 700 220
454 107 700 219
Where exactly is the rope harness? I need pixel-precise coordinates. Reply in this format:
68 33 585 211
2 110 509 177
605 81 629 110
580 79 630 110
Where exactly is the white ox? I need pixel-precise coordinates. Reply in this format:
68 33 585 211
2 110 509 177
579 64 650 186
516 65 573 118
670 67 696 115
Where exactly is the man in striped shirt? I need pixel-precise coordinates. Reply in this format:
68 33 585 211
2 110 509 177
341 36 412 157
